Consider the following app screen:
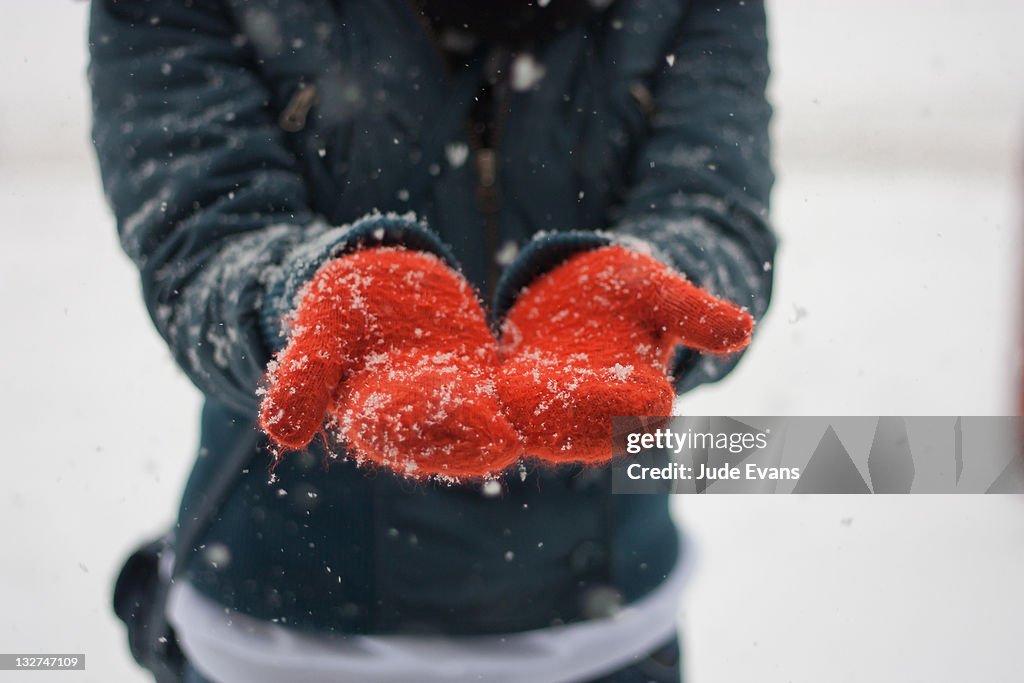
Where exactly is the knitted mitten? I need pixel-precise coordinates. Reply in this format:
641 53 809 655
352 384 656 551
259 247 519 478
497 245 754 464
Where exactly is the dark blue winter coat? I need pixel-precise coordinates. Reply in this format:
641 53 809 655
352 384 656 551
90 0 775 635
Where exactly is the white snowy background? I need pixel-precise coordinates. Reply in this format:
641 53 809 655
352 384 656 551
2 1 1023 681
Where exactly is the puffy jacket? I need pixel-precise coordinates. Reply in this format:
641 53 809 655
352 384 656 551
89 0 775 635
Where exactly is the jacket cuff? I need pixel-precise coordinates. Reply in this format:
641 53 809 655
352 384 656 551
259 212 458 352
491 231 612 324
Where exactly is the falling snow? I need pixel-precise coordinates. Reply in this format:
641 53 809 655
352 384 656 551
511 53 546 91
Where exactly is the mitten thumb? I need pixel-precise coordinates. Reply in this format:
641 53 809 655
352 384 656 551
651 270 754 354
259 271 363 451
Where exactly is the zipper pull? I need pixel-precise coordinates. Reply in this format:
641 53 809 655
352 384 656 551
279 83 318 132
475 148 499 212
476 148 497 188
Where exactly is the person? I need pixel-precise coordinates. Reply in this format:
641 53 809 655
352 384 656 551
89 1 776 681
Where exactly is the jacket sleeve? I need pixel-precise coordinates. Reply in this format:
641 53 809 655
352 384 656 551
614 0 776 389
89 0 451 414
495 0 776 393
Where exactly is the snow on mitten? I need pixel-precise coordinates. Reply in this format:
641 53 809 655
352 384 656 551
497 245 753 464
259 247 520 478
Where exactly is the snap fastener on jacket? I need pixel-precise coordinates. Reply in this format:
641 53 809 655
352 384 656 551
279 83 318 132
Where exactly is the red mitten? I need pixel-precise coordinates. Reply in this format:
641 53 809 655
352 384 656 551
497 245 753 464
259 247 520 478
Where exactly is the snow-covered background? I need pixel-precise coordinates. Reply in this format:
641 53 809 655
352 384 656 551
1 1 1022 681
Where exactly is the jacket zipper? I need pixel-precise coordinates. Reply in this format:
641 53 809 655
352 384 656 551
466 121 502 296
465 49 511 298
404 1 507 296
